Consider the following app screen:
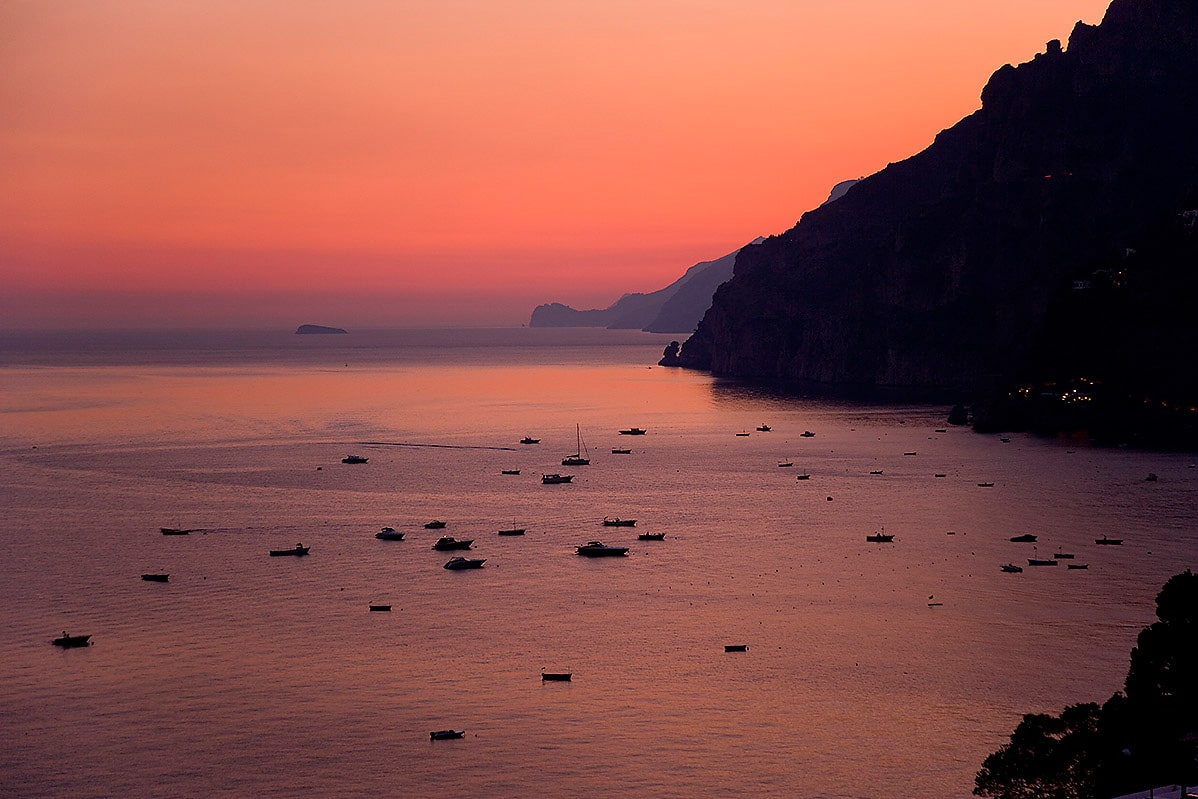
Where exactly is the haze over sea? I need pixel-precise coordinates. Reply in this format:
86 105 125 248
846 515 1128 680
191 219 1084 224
2 327 1194 798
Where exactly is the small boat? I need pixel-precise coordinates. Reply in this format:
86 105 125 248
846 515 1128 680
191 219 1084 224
1028 558 1058 566
1146 473 1158 482
1010 534 1037 543
618 427 647 435
903 451 917 456
778 461 793 468
1067 563 1089 570
443 557 486 570
541 671 572 681
576 541 628 557
375 528 406 541
541 473 573 484
500 469 521 475
1053 552 1075 559
603 517 636 527
498 527 526 536
735 431 750 437
866 531 894 543
934 428 947 433
432 536 472 551
52 632 91 648
160 527 192 535
269 544 310 556
1000 437 1011 443
977 482 995 487
141 573 169 582
369 604 391 611
934 473 947 478
1095 535 1123 545
342 455 368 464
756 424 771 432
562 424 590 466
637 532 665 541
795 473 811 480
424 520 447 529
520 436 540 445
1000 563 1023 573
869 469 883 475
430 730 465 740
611 448 632 454
724 644 748 652
800 431 815 438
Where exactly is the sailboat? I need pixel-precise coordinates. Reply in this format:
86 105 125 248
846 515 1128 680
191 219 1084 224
562 424 590 466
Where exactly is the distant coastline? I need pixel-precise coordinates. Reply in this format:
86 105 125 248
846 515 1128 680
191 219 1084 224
295 324 347 335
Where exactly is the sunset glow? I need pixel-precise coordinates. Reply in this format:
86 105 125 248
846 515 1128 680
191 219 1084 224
1 0 1112 328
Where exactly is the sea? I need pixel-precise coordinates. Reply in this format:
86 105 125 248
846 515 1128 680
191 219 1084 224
1 327 1194 799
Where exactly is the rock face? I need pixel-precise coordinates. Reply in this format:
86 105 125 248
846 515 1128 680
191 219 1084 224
295 324 348 334
529 240 761 333
674 0 1198 415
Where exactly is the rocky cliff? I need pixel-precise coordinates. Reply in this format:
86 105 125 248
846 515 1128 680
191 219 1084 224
671 0 1198 428
529 241 759 333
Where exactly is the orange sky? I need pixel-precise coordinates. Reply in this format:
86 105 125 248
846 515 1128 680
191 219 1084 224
0 0 1112 329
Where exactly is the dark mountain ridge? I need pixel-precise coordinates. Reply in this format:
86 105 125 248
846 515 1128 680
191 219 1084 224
668 0 1198 442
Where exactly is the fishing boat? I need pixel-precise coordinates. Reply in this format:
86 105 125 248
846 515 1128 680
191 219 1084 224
432 536 472 551
520 436 540 445
375 528 405 541
866 530 894 543
541 671 572 681
602 517 636 527
342 455 368 464
576 541 628 557
1095 535 1124 545
443 557 486 570
52 632 91 648
1027 548 1057 566
498 527 526 536
1000 563 1023 573
541 473 573 484
424 520 447 529
618 427 647 435
140 573 169 582
269 544 310 556
160 527 192 535
562 424 590 466
430 730 465 740
637 532 665 541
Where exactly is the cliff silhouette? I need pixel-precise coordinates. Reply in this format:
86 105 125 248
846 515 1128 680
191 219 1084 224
530 240 761 333
670 0 1198 443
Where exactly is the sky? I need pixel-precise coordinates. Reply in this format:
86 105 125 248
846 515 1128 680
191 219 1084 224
1 0 1113 329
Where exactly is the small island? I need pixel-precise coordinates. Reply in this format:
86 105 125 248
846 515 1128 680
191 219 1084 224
295 324 347 335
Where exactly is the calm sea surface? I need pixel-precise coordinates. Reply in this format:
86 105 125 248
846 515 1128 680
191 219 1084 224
1 328 1195 798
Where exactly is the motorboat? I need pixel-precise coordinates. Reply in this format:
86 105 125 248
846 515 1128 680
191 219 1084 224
541 671 572 681
500 469 520 475
443 557 486 570
611 448 632 454
756 424 771 432
141 573 169 582
269 544 310 556
602 517 636 527
795 473 811 480
618 427 647 435
541 473 573 484
1000 563 1023 573
430 730 465 740
1095 535 1124 545
978 482 995 487
375 528 405 541
869 469 883 475
1028 557 1058 566
424 520 447 529
342 455 368 464
866 531 894 543
637 532 665 541
498 527 526 536
903 451 917 456
724 644 748 652
576 541 628 557
52 632 91 648
1009 534 1037 543
735 431 750 437
800 431 815 438
369 604 391 611
1067 563 1089 569
934 473 947 478
160 527 192 535
520 436 540 445
432 537 472 551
